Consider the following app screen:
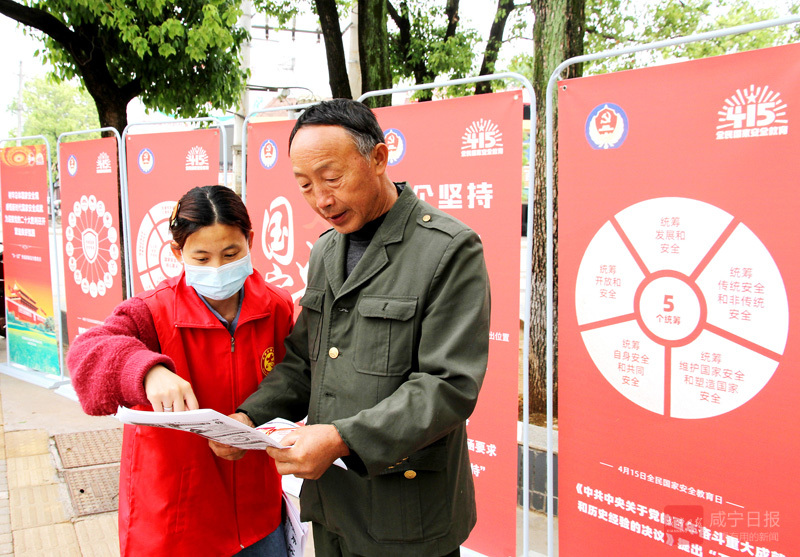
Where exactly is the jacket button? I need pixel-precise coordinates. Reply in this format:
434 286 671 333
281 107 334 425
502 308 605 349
404 470 417 479
422 214 431 222
328 347 339 359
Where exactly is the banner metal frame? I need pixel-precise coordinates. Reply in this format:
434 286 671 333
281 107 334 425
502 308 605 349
546 15 800 557
55 128 124 395
120 117 228 298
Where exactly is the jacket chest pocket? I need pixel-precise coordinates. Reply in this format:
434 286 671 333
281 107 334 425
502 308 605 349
355 296 417 376
299 288 325 361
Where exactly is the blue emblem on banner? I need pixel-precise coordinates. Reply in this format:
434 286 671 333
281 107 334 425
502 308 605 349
383 128 406 166
259 139 278 170
138 148 155 174
67 154 78 176
586 103 629 149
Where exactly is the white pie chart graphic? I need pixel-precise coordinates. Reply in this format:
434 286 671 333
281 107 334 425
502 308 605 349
135 201 183 291
575 197 788 419
65 195 119 298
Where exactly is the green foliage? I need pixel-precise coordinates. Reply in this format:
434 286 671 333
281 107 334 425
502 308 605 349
7 76 100 148
508 52 533 84
31 0 249 119
583 0 798 75
386 1 479 98
253 0 352 28
7 321 60 376
252 0 302 26
582 0 641 73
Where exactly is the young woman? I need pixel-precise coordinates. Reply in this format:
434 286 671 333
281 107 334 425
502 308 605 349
68 185 293 557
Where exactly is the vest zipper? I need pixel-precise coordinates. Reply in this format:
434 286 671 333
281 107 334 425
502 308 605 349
230 331 240 547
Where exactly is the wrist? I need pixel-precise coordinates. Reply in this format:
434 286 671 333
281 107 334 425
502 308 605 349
235 410 255 428
331 423 351 457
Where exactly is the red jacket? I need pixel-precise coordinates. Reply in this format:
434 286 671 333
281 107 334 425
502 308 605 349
68 271 294 556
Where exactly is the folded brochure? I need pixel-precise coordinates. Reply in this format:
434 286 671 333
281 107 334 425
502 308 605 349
114 406 346 468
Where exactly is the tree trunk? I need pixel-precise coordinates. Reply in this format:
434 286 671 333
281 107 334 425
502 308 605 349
387 1 435 101
444 0 460 38
358 0 392 107
476 0 516 94
529 0 585 418
315 0 353 99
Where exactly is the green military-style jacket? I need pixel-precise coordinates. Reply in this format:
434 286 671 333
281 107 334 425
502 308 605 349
240 185 491 556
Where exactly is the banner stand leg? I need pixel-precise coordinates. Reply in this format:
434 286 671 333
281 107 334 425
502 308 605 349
53 383 79 401
0 363 69 389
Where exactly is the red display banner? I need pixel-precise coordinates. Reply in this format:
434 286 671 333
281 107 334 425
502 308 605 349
247 91 522 557
59 137 124 345
558 44 800 556
0 145 60 375
125 128 220 294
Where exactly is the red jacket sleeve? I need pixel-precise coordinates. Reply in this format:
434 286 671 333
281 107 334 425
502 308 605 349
66 296 175 416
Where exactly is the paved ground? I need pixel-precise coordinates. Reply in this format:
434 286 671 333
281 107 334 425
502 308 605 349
0 337 556 556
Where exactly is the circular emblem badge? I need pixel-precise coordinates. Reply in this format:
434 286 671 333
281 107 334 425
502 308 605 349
261 347 276 376
260 139 278 170
66 195 119 298
383 128 406 166
67 155 78 177
135 201 182 291
138 148 155 174
586 103 629 150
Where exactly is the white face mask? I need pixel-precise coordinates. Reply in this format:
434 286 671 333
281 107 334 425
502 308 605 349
184 252 253 301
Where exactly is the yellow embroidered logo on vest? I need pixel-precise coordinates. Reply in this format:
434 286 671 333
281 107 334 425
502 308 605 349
260 347 275 376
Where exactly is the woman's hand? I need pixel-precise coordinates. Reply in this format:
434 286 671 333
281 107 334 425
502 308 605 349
144 364 199 412
209 412 254 460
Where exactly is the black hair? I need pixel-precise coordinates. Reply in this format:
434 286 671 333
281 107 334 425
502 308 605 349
168 185 251 249
288 99 385 158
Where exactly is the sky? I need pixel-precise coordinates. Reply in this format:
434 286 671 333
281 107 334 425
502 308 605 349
0 0 794 136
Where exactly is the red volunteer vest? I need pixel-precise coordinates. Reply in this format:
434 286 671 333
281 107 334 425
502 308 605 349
118 271 292 556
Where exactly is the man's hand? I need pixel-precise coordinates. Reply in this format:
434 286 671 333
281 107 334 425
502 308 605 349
209 412 254 461
266 424 350 479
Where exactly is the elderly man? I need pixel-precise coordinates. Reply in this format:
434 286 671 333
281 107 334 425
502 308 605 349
217 99 490 557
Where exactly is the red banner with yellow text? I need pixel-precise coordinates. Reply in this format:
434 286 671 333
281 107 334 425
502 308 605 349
59 137 124 345
0 145 60 375
558 44 800 556
125 128 220 294
246 91 523 557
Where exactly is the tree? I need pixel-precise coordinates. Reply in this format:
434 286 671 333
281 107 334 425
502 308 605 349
387 0 478 100
254 0 354 98
583 0 794 74
316 0 353 99
475 0 520 94
359 0 392 106
8 76 100 149
524 0 584 420
273 1 490 103
0 0 249 134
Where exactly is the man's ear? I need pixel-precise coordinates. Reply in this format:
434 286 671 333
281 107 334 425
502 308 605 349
247 229 255 250
373 143 389 175
170 241 182 262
